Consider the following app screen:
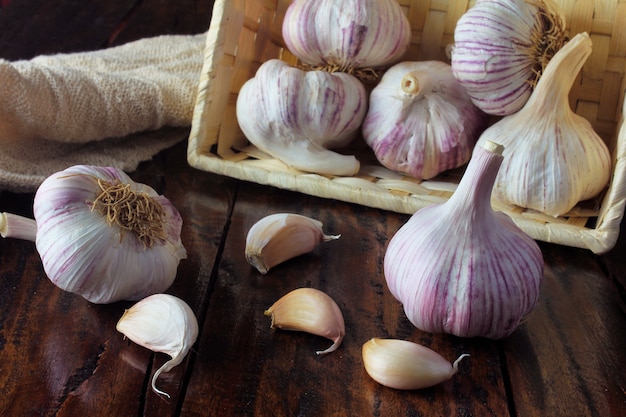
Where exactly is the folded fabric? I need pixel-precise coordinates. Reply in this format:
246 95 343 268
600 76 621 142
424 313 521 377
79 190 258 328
0 32 206 192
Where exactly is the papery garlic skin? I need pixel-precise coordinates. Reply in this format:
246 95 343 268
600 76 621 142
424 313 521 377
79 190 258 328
384 141 544 339
245 213 340 274
362 338 469 390
236 59 366 176
34 165 186 304
477 33 611 216
116 293 199 398
264 287 345 355
282 0 411 72
451 0 566 115
363 61 486 179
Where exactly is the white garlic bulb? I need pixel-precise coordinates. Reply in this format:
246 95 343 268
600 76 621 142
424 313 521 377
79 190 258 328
451 0 566 115
116 293 199 398
384 141 544 339
362 61 486 179
32 165 186 303
236 59 366 176
282 0 411 73
477 32 611 216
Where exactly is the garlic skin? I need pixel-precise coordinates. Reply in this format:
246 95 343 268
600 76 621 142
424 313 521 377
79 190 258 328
236 59 366 176
384 141 544 339
362 338 469 390
33 165 187 304
362 61 486 179
246 213 340 274
477 32 611 216
264 287 345 355
116 293 199 398
451 0 566 115
282 0 411 73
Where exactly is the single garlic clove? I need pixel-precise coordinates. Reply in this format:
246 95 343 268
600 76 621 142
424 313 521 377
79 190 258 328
362 338 469 390
264 287 345 355
245 213 340 274
116 293 199 398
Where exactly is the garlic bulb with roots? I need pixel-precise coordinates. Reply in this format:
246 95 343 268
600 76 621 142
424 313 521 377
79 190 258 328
362 61 486 179
384 141 544 339
476 32 611 216
282 0 411 75
450 0 566 115
1 165 187 304
236 59 366 176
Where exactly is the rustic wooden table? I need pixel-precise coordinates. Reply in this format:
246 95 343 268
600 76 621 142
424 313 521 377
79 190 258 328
1 1 625 416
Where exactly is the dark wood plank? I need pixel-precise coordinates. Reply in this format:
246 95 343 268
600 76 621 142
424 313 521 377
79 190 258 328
504 242 626 417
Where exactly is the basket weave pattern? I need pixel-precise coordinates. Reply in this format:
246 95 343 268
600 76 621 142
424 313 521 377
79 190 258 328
188 0 626 254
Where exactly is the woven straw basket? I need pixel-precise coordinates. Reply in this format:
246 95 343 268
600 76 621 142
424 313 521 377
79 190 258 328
188 0 626 254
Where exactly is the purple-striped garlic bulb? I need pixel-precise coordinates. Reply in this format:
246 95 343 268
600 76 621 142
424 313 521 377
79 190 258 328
450 0 566 116
384 141 544 339
476 33 611 217
282 0 411 74
236 59 366 176
362 61 486 180
32 165 186 304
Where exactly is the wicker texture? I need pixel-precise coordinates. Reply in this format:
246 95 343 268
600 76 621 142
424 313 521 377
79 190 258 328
188 0 626 254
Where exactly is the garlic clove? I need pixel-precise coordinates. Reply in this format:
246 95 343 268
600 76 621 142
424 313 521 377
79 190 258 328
245 213 340 274
116 293 199 398
362 338 469 390
264 287 345 355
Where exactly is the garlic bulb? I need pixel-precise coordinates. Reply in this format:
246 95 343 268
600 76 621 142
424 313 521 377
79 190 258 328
362 338 469 390
29 165 187 303
245 213 340 274
451 0 566 115
236 59 366 176
362 61 486 179
264 287 345 355
116 293 198 398
282 0 411 74
476 32 611 216
384 141 544 339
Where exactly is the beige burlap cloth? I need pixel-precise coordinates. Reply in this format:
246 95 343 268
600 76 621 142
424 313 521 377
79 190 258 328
0 32 207 193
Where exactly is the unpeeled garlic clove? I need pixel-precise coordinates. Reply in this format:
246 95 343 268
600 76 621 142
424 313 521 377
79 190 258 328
245 213 340 274
264 287 345 355
116 293 199 398
362 338 469 390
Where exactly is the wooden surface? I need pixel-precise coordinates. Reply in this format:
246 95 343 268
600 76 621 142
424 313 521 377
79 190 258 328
1 1 625 416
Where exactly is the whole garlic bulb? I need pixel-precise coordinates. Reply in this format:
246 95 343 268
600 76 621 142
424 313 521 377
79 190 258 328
477 32 611 216
236 59 366 176
450 0 566 115
33 165 186 304
282 0 411 73
384 141 544 339
362 61 486 179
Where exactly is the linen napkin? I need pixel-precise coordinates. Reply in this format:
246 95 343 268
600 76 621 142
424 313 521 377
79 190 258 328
0 32 206 192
